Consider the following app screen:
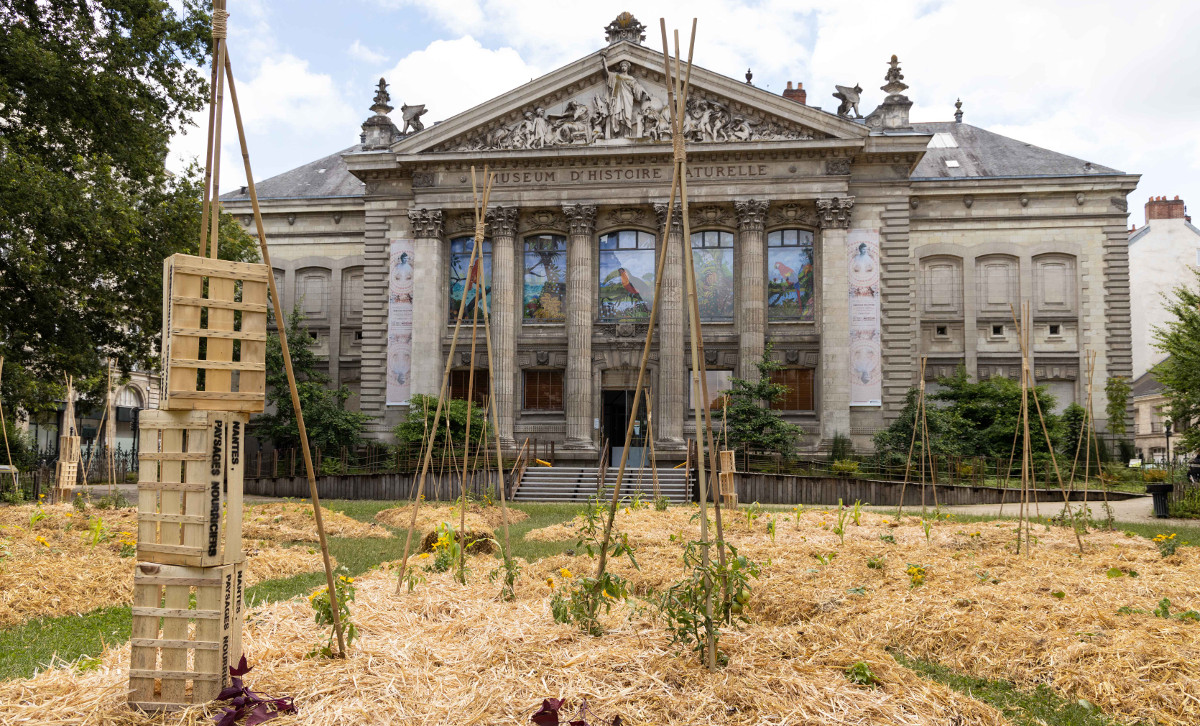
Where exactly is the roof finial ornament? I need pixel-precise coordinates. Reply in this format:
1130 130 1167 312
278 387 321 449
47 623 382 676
954 98 963 123
604 12 646 45
881 54 908 95
863 54 913 131
745 68 753 85
371 78 392 116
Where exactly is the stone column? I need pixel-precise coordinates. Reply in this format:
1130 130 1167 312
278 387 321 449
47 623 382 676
735 199 769 381
408 208 445 397
487 206 519 448
817 196 855 443
563 204 597 450
654 202 685 449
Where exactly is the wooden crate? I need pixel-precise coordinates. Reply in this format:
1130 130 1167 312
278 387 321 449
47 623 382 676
137 410 246 567
128 561 245 712
719 450 736 473
719 470 737 510
59 435 81 463
161 254 269 413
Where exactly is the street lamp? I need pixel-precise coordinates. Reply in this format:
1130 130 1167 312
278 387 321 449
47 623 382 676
1164 420 1173 466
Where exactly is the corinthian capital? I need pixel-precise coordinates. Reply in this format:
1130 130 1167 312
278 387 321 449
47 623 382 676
485 206 520 239
653 202 683 235
563 203 597 236
816 196 855 229
407 208 444 238
734 199 770 232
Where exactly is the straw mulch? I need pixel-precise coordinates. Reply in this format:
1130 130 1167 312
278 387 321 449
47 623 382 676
374 503 528 537
242 502 391 541
0 562 1010 725
0 504 331 628
523 506 1200 725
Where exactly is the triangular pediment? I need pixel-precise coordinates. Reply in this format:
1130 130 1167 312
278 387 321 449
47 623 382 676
392 41 867 156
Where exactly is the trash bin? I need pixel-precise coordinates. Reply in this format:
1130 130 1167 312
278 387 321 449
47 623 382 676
1145 483 1174 519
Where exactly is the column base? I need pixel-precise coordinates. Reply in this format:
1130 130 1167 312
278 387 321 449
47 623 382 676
560 438 598 453
655 437 687 452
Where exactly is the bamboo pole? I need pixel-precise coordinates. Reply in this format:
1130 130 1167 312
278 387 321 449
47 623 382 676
896 357 926 518
645 386 661 501
0 358 17 495
395 168 494 593
458 269 482 584
223 53 345 656
206 0 229 259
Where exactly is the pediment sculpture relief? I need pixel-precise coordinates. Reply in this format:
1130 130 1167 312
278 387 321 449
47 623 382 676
442 59 821 152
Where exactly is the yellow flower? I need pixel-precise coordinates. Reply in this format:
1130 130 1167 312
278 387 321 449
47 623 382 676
881 518 889 524
35 535 49 547
624 507 630 514
546 577 555 590
418 552 431 559
603 590 614 600
560 567 573 579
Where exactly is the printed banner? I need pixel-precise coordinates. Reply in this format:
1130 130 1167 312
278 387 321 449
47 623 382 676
386 239 414 406
848 228 882 406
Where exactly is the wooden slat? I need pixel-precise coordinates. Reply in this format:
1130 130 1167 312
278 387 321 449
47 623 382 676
168 359 265 372
132 607 221 620
165 390 266 401
170 295 269 313
169 327 267 342
138 452 210 462
168 254 270 281
136 512 207 525
128 669 222 680
137 481 208 493
130 639 221 650
166 261 202 400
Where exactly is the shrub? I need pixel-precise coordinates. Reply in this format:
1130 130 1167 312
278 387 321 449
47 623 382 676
831 460 859 477
829 432 853 462
1168 487 1200 519
1144 468 1168 483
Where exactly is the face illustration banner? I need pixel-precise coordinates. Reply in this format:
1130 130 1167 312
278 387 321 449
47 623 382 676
386 239 414 406
847 228 882 407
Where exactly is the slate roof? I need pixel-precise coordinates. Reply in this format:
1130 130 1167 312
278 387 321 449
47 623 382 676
220 145 364 202
910 122 1122 180
1132 367 1165 398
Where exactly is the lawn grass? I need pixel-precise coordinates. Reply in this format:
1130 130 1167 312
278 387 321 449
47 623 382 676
891 651 1121 726
0 499 584 681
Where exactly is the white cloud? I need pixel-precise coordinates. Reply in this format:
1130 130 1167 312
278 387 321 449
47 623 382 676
349 40 388 65
380 36 542 123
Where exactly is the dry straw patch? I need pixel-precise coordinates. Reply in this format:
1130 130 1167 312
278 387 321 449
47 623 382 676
528 506 1200 725
0 505 331 627
374 503 528 537
242 502 390 541
0 565 1010 725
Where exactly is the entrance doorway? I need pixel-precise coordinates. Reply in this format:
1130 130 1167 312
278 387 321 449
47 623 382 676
601 390 647 468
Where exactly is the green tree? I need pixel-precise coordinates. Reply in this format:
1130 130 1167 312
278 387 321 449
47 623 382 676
1060 403 1088 462
1153 268 1200 456
253 308 370 451
1104 376 1131 439
394 395 492 450
719 349 804 456
0 1 256 414
871 386 968 465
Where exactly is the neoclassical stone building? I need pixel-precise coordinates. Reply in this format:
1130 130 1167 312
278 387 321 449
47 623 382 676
223 14 1138 461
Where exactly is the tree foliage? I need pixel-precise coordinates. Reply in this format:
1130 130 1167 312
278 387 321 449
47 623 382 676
394 395 492 450
1105 376 1131 439
874 369 1065 462
1153 268 1200 456
253 308 371 451
0 1 256 414
718 348 804 456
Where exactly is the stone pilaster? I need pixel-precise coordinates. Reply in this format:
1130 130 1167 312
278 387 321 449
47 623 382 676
408 208 445 397
563 204 597 450
486 206 519 447
654 202 685 449
735 199 769 381
817 196 854 443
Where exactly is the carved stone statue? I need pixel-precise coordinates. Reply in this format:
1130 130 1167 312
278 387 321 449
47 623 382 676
400 102 427 134
600 51 652 138
833 84 863 118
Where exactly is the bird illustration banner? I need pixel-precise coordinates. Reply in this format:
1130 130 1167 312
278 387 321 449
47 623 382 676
386 238 414 406
848 228 882 407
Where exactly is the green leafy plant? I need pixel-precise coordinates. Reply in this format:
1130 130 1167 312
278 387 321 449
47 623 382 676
72 493 87 512
660 541 760 666
922 518 933 543
1106 566 1139 579
792 504 803 527
846 586 867 597
307 569 359 657
850 500 863 526
400 568 425 593
550 497 640 637
906 563 927 588
95 493 130 510
833 500 849 545
28 507 46 529
720 347 805 455
845 661 880 687
866 556 885 570
1118 598 1200 621
82 515 109 548
488 543 522 602
879 533 897 544
812 552 837 567
1143 468 1168 483
743 501 762 527
766 517 776 543
654 495 670 512
831 459 859 477
1153 532 1183 557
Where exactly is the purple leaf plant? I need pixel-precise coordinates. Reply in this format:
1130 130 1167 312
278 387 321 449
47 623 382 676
213 656 297 726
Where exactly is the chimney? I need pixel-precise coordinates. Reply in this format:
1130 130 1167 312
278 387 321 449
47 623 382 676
1145 195 1187 224
782 81 807 105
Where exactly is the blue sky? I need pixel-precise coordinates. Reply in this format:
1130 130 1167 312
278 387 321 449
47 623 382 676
175 0 1200 223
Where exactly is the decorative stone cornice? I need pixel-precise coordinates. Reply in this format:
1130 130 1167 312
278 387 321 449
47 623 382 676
768 202 818 228
521 208 567 233
816 196 855 229
734 199 770 232
485 206 520 238
563 203 598 236
407 208 444 238
653 202 683 235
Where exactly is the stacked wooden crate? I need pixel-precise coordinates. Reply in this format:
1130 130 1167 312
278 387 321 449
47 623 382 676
130 254 267 712
719 450 737 510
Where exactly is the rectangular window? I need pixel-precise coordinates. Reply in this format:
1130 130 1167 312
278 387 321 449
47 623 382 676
1048 324 1061 336
448 369 489 407
767 229 815 321
524 235 567 321
769 368 815 411
935 325 948 337
688 370 733 411
691 231 735 321
448 237 491 322
599 230 656 322
523 370 564 411
991 324 1004 337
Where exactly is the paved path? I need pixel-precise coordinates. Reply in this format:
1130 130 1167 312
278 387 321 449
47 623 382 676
939 495 1197 528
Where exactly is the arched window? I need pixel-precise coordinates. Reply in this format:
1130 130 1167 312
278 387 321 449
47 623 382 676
598 230 656 322
448 237 491 321
766 229 815 321
690 230 734 321
523 234 567 321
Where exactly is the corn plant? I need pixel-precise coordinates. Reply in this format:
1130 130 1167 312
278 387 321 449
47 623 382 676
850 500 863 526
766 517 776 543
28 506 46 528
833 500 849 545
83 515 109 547
921 518 932 543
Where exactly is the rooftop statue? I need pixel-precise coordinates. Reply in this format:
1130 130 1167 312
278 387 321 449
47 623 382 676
401 103 428 134
833 84 863 119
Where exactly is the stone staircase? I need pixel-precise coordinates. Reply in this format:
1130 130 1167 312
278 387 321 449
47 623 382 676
513 465 691 503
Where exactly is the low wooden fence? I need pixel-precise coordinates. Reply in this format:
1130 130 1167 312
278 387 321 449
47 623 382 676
733 473 1145 507
245 471 504 502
